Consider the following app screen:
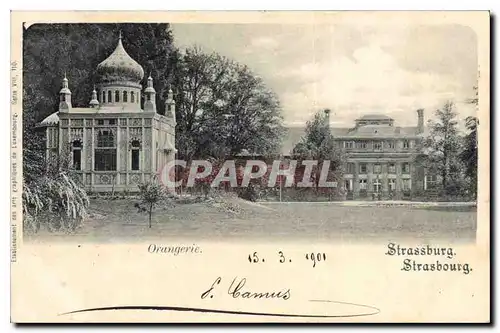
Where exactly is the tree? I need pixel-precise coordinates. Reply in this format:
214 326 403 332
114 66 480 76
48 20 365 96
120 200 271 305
135 178 172 228
292 109 344 193
461 85 479 198
172 47 285 161
460 116 478 197
22 87 46 184
424 101 463 194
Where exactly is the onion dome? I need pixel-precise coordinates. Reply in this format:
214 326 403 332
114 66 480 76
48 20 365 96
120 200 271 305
96 34 144 83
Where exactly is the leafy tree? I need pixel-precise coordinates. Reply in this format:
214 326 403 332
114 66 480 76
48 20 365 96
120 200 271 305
424 101 463 194
22 87 46 184
460 116 478 197
135 178 173 228
461 85 479 198
292 109 344 191
172 47 285 160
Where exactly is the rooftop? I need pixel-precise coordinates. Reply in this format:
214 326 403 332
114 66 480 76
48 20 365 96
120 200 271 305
356 114 394 121
36 106 156 127
281 124 426 155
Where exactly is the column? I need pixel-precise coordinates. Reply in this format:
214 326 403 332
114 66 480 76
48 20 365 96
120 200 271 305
367 163 373 199
382 163 388 199
126 124 129 187
91 126 95 190
353 161 359 198
395 161 402 200
45 128 50 168
116 123 120 186
141 124 145 182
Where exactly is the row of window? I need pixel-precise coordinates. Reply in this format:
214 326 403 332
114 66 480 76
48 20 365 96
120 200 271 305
65 118 145 127
71 137 141 171
342 140 413 150
345 162 411 174
101 90 140 104
96 119 116 126
344 178 412 192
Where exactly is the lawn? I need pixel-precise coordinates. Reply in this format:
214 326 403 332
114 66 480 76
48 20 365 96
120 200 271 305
25 197 477 243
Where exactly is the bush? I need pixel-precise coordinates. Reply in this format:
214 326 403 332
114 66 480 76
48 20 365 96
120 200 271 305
23 172 90 232
237 184 258 202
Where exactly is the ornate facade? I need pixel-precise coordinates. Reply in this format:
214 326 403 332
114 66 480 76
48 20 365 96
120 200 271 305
37 35 176 192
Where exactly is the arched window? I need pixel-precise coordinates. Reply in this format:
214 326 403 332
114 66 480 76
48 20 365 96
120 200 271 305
108 91 112 103
131 140 141 171
115 91 120 103
97 130 114 147
102 91 106 103
131 91 135 103
60 94 66 102
72 140 82 171
123 91 128 102
147 94 151 101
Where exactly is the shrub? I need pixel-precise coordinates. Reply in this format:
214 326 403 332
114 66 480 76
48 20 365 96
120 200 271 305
23 171 90 232
237 184 258 202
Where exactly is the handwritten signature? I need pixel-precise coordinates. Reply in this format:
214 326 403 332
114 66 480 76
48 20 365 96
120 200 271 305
201 277 291 300
61 277 380 319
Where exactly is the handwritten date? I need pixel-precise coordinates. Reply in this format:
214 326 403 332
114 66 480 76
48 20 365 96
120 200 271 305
247 251 327 267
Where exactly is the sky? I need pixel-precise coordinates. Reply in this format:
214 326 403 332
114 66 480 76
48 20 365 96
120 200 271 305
171 23 478 128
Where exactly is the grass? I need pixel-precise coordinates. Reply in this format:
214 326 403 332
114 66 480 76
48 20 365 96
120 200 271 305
24 198 477 243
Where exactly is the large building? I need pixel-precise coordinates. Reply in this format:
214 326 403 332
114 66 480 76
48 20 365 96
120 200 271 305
37 34 177 192
329 110 432 200
283 110 437 200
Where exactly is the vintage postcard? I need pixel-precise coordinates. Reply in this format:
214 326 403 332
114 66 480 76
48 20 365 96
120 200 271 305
10 11 490 323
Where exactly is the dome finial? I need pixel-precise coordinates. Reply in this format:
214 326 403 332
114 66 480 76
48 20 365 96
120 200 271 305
90 84 99 108
119 30 122 40
167 84 173 99
145 73 155 90
59 72 72 111
62 72 69 89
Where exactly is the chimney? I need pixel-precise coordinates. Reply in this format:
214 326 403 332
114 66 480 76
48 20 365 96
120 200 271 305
324 109 331 128
416 109 424 134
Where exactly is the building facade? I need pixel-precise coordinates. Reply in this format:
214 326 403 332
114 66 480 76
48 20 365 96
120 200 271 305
331 110 435 200
37 35 177 192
